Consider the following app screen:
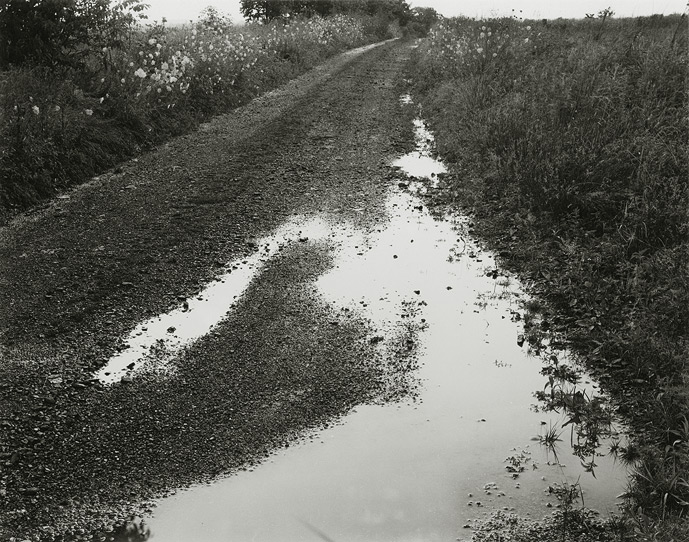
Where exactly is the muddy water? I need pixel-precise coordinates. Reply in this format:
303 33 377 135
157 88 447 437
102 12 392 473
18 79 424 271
111 117 627 541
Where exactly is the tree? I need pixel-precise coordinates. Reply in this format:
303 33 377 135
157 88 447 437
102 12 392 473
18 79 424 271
0 0 148 69
240 0 290 22
240 0 411 25
409 6 439 35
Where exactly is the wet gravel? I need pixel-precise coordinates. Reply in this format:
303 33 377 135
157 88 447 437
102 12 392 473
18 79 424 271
0 41 418 540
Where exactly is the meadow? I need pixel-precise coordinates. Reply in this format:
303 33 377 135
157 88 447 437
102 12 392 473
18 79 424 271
0 6 399 219
409 12 688 540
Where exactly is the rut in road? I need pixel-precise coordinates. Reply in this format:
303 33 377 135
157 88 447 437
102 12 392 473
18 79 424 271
0 41 422 538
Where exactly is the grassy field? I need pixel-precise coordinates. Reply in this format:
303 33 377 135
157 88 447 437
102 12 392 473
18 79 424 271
0 8 400 220
409 12 688 540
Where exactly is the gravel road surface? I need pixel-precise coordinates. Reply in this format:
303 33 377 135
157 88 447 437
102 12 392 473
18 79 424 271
0 40 420 540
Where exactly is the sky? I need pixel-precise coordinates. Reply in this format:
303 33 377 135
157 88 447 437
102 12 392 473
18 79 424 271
143 0 687 25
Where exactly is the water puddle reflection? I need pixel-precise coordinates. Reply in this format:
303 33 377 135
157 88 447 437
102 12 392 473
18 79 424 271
97 218 334 383
132 186 624 542
392 118 446 183
100 100 626 541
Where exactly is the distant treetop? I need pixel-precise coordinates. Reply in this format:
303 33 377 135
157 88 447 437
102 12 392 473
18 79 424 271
239 0 412 24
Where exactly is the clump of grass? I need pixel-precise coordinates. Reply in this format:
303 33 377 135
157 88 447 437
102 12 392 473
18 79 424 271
409 9 688 535
538 422 563 449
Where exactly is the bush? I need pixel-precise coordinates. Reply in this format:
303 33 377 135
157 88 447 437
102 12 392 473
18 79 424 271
0 3 386 219
0 0 147 70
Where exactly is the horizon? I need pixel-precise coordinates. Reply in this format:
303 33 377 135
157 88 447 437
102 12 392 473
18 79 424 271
142 0 687 26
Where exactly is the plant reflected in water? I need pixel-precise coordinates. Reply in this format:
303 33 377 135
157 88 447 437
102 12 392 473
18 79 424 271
531 345 618 477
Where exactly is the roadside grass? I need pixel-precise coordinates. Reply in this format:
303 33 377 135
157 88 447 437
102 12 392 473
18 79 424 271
408 12 689 539
0 12 395 221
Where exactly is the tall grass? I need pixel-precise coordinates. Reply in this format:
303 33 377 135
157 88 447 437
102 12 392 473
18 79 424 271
0 12 395 218
409 12 688 535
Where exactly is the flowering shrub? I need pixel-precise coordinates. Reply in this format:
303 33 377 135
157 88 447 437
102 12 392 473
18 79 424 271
0 11 381 213
417 16 539 84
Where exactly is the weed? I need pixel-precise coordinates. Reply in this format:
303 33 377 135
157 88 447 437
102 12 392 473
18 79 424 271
538 422 563 449
0 4 403 219
409 9 688 536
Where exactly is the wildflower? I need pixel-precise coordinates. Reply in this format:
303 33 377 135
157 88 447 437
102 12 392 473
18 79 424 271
54 105 61 112
148 38 157 45
129 62 134 67
526 25 532 30
134 68 146 78
32 105 40 115
492 52 497 57
524 38 529 43
121 78 126 83
480 32 485 38
477 47 483 54
99 97 104 103
84 109 93 116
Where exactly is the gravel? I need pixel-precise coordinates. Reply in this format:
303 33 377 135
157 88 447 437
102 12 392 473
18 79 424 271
0 40 418 540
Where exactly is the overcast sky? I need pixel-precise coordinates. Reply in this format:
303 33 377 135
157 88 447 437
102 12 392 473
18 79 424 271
143 0 687 25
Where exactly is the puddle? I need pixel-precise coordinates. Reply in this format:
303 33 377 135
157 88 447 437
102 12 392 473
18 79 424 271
96 218 337 384
392 118 446 183
98 106 628 541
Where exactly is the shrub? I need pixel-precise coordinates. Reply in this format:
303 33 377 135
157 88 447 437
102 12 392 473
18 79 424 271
0 3 387 218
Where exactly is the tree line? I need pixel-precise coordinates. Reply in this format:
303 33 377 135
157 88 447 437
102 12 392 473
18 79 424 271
240 0 412 23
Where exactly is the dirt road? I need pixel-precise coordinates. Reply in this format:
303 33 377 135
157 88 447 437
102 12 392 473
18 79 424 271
0 40 419 539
